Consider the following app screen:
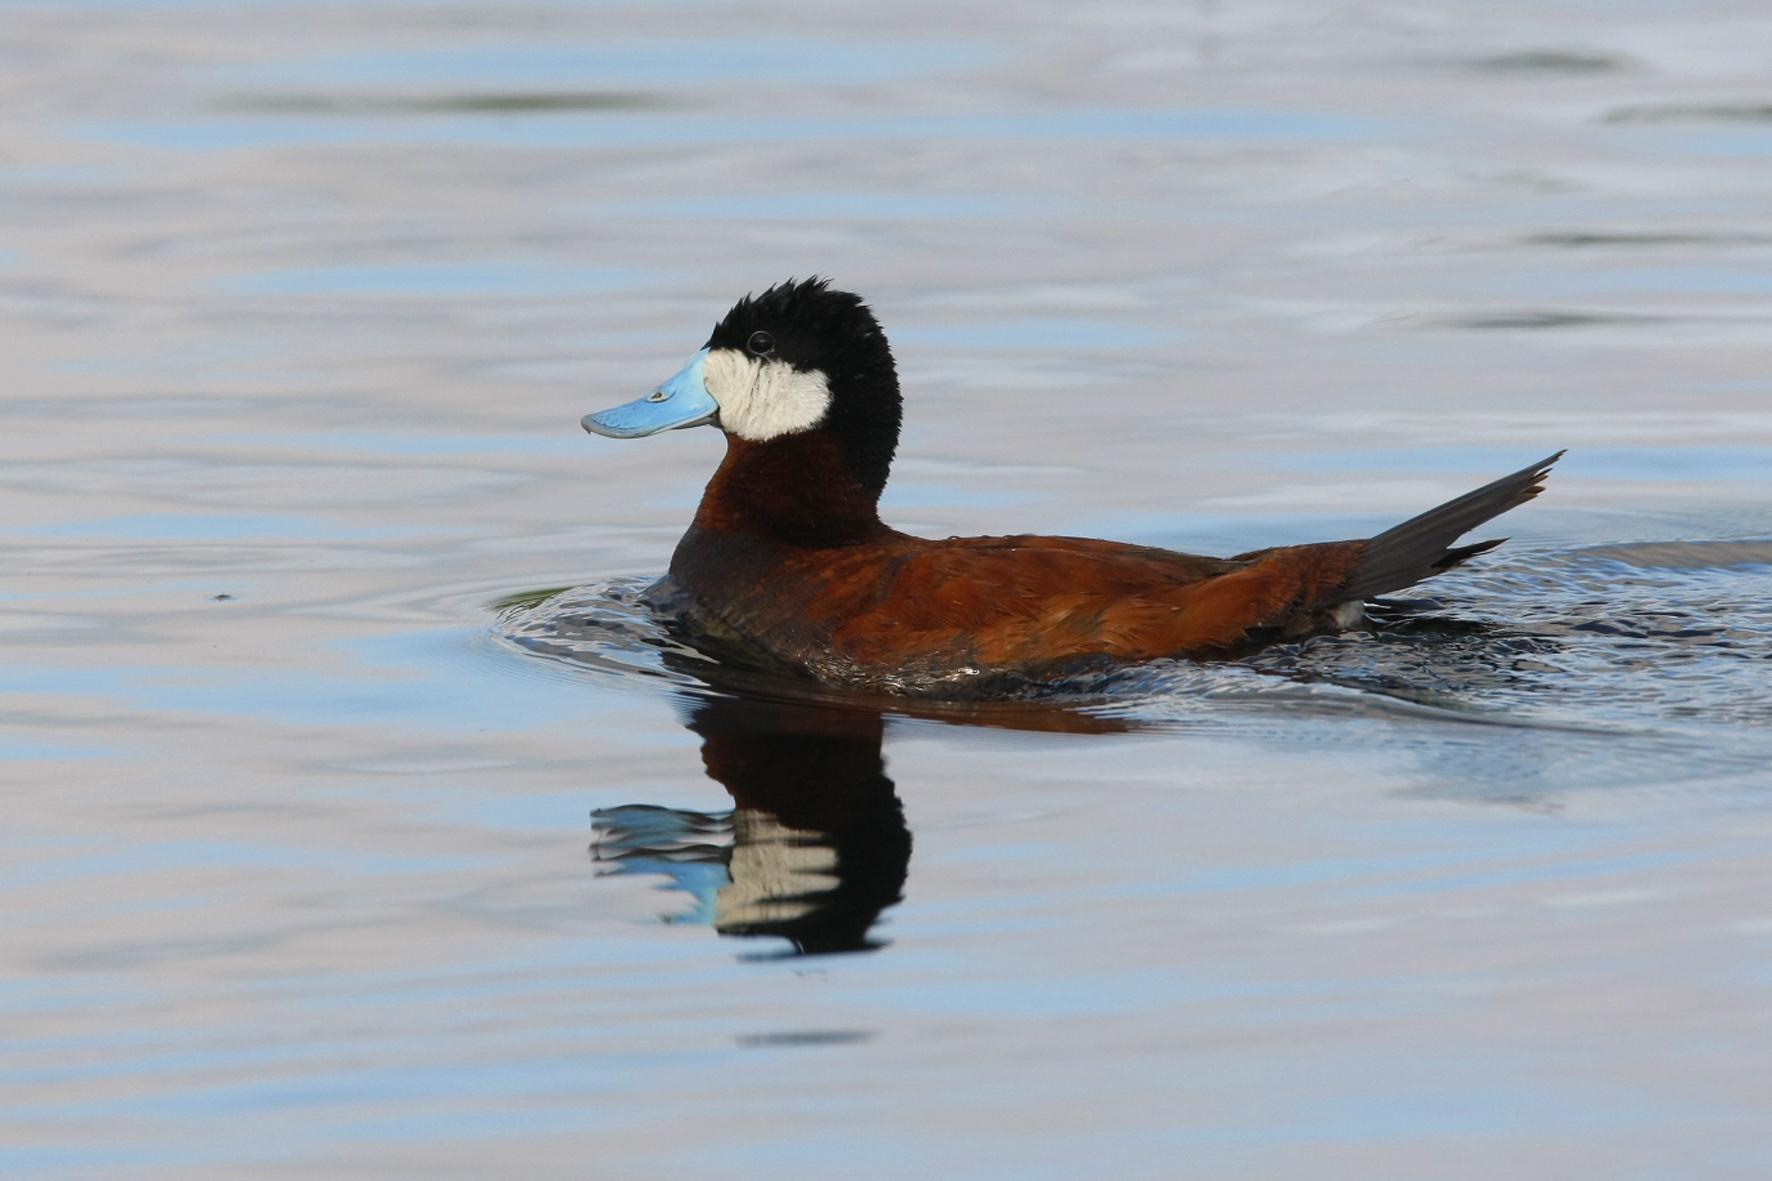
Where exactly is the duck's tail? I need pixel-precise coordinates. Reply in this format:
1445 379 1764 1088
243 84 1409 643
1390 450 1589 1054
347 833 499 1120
1338 450 1564 603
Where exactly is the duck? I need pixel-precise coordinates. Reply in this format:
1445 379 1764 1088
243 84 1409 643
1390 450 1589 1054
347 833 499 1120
582 278 1561 696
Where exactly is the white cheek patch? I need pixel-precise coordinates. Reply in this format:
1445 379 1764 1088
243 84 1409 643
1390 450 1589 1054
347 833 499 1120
701 348 832 442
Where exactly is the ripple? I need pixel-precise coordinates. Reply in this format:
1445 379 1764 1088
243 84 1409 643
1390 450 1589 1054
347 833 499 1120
1606 103 1772 124
1465 51 1627 75
224 91 675 116
491 578 1141 734
1518 230 1772 250
1565 538 1772 570
1426 309 1665 331
493 576 714 689
1242 542 1772 740
490 539 1772 781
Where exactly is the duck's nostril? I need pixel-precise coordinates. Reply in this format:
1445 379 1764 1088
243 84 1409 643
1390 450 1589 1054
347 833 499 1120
646 390 669 403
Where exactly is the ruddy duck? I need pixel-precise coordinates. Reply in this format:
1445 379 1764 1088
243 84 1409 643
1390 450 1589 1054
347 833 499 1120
584 279 1560 695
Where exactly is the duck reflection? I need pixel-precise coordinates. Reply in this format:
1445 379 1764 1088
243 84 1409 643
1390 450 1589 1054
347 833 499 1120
593 693 911 956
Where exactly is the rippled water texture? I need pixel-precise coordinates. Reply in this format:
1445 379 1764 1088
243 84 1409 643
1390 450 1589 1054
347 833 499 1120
5 1 1772 1177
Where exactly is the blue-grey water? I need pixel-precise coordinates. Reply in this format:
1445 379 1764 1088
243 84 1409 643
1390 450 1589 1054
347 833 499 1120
5 1 1772 1177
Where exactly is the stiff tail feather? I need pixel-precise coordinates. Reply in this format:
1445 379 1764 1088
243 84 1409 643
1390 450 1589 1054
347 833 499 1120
1338 450 1564 603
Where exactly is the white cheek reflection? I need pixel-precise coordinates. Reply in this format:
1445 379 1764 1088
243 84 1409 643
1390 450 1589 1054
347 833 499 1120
701 348 832 442
715 812 839 931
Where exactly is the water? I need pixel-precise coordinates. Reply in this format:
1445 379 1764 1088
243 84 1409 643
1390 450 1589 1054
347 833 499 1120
5 0 1772 1176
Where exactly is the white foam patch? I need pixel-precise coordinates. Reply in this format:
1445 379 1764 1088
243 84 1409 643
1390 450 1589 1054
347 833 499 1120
702 348 832 442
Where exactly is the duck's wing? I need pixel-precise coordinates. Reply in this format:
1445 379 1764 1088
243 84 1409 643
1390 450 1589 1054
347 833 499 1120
925 534 1240 583
824 534 1256 668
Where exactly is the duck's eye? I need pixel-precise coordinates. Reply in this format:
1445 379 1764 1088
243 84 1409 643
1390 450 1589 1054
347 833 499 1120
746 330 775 357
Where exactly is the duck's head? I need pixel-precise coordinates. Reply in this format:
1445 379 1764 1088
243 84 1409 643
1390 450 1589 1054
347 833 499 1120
583 279 902 504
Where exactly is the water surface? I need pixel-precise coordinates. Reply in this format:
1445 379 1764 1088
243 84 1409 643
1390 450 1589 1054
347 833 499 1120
4 1 1772 1177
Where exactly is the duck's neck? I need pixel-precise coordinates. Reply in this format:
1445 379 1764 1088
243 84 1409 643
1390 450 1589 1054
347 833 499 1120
691 433 888 548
